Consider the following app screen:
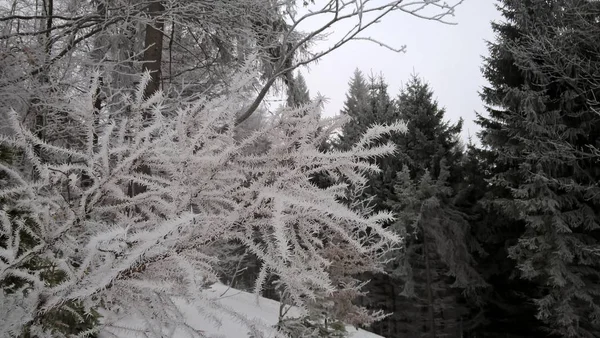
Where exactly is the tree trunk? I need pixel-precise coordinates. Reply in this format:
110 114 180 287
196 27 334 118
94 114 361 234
391 282 398 337
423 225 437 338
142 0 165 100
32 0 54 161
128 1 164 198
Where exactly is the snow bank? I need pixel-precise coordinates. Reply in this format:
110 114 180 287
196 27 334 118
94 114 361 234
100 283 383 338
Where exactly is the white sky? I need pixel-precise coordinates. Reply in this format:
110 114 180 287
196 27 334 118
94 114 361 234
297 0 502 142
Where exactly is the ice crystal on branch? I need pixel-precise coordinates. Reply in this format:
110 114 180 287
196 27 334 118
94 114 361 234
0 68 404 337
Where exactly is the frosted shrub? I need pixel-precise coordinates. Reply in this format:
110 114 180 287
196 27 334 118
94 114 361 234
0 70 405 337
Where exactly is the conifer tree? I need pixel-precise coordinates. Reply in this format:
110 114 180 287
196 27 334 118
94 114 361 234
287 72 311 108
378 76 484 338
334 71 399 337
364 74 398 208
367 73 396 125
337 71 397 210
336 71 484 337
338 69 373 151
454 143 547 337
478 0 600 336
394 75 463 180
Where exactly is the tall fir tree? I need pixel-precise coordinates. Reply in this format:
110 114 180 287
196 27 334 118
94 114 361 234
365 73 400 209
478 0 600 336
455 143 547 337
380 76 484 338
287 72 311 108
336 72 484 337
338 69 373 151
336 71 398 337
367 72 396 125
394 75 463 180
336 70 397 210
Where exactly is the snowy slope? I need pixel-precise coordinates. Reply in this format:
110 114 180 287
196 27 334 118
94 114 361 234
100 283 383 338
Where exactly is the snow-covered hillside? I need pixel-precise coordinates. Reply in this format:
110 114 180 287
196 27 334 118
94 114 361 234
100 283 384 338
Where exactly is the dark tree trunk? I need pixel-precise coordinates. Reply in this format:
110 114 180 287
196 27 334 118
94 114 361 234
128 1 164 198
142 0 165 100
423 226 437 338
32 0 54 161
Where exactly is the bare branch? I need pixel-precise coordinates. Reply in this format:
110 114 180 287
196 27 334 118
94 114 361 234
236 0 463 125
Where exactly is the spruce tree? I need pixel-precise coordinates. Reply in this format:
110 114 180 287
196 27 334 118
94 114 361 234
380 76 484 338
287 72 311 107
0 145 101 336
365 73 399 208
455 143 547 337
336 72 484 337
335 71 398 337
394 75 463 180
478 0 600 336
338 69 373 151
367 73 396 125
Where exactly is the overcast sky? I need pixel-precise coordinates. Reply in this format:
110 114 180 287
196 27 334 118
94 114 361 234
298 0 502 142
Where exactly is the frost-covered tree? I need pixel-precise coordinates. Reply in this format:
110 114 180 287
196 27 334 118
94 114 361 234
0 0 465 134
478 0 600 336
1 1 466 336
0 69 407 337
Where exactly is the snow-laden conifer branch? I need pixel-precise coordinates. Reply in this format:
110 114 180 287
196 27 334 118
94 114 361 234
0 66 403 336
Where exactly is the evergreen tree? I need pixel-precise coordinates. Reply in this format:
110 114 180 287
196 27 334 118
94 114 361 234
367 73 396 125
338 69 373 151
338 71 397 209
336 72 484 337
394 75 463 180
378 77 484 338
335 71 398 337
365 73 398 208
478 0 600 336
287 72 311 108
455 143 547 337
0 144 101 336
389 163 488 338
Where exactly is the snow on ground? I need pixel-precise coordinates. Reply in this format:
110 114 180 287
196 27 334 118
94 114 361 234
100 283 383 338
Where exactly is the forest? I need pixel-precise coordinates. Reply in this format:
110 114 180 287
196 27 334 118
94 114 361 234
0 0 599 337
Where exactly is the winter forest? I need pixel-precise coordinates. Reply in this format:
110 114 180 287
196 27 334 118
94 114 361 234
0 0 599 337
